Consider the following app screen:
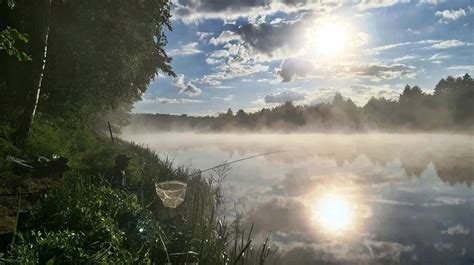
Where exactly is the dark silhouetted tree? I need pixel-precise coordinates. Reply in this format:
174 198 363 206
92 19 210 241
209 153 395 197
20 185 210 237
1 0 175 143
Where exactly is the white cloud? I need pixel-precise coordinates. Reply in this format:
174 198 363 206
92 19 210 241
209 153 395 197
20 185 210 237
363 240 415 262
357 0 410 10
257 78 280 84
205 58 222 65
423 196 467 207
430 39 472 49
277 240 414 264
433 241 453 252
447 65 474 72
441 224 470 236
156 98 204 104
367 42 411 54
435 8 467 23
212 95 234 101
365 39 459 54
264 90 307 103
277 59 416 82
171 74 203 96
138 97 204 105
200 62 269 86
209 31 240 46
208 49 229 58
365 40 440 54
213 85 233 89
418 0 447 4
365 39 473 55
196 31 213 41
277 58 317 82
168 42 202 56
407 28 421 34
427 53 450 62
350 63 416 81
393 55 417 63
172 0 339 24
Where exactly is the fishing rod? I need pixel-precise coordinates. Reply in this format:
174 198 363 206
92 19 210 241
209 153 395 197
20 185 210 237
127 149 289 190
189 149 288 177
0 150 289 197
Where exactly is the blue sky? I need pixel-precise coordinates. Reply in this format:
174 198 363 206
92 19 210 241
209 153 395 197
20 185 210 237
133 0 474 115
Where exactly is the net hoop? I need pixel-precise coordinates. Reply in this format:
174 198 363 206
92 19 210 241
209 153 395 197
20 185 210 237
155 181 187 208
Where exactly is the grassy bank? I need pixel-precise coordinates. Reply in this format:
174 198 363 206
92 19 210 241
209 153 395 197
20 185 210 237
0 118 276 264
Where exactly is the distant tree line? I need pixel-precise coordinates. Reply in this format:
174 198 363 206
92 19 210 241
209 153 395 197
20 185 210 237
130 74 474 132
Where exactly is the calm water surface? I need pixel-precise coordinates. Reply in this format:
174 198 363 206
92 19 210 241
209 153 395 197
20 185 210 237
123 133 474 265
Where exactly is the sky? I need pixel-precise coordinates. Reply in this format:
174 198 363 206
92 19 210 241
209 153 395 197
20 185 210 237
132 0 474 116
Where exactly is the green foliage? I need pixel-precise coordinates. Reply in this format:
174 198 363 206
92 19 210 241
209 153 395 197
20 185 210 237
434 74 474 124
23 118 69 158
0 26 30 61
1 184 165 264
124 143 190 185
0 125 20 158
0 0 30 61
0 0 175 128
0 0 16 8
0 124 56 195
17 115 119 175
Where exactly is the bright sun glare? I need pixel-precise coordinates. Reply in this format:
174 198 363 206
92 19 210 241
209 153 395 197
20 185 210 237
313 193 355 234
313 22 348 56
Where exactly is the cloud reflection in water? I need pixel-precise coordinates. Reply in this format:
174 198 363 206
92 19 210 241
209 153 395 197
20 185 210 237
123 133 474 265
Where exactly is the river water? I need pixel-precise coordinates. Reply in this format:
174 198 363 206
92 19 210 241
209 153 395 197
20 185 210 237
123 132 474 265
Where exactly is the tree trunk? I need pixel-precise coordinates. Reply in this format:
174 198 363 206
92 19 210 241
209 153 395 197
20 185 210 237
13 0 52 146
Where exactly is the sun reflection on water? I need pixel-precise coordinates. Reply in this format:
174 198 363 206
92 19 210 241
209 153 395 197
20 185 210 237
312 193 357 234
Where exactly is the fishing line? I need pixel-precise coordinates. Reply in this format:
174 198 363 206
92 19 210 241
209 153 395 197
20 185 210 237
189 149 289 177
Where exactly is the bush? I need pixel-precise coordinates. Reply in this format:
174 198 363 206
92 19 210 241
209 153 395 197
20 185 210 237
0 125 20 159
1 184 167 264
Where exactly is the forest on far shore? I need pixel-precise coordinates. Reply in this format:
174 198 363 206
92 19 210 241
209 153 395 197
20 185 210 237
129 74 474 132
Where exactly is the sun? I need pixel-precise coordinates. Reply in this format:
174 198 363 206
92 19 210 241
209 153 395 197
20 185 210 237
312 22 349 56
312 193 355 234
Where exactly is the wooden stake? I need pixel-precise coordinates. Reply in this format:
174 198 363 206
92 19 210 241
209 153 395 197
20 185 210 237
108 121 114 143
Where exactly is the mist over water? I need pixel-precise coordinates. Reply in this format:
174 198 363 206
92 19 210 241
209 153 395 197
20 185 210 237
122 132 474 265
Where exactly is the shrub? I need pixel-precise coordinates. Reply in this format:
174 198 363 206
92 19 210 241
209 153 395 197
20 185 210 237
1 184 167 264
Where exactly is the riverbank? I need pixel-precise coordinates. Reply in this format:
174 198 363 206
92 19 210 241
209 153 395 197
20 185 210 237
0 119 274 264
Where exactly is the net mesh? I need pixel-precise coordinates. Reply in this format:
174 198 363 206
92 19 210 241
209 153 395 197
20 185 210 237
155 181 187 208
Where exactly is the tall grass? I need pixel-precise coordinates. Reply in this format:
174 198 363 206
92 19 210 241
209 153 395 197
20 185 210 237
123 144 279 264
0 121 277 264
